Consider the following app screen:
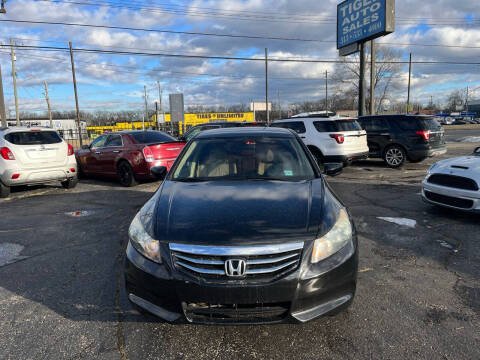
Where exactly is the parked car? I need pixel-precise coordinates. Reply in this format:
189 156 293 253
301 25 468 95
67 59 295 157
453 119 467 125
179 121 263 142
271 114 369 165
75 130 185 187
422 146 480 212
0 127 77 198
124 127 358 324
357 115 447 168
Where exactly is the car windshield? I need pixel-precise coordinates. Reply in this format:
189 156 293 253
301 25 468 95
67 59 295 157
130 131 175 144
5 131 62 145
171 136 316 181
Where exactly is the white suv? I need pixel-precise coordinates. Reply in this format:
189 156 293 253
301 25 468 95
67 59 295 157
271 113 369 165
0 127 78 198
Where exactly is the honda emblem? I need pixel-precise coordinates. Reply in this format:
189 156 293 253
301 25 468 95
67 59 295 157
225 259 247 277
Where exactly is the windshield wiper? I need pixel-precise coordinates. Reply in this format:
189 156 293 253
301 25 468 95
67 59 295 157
243 177 289 181
174 178 208 182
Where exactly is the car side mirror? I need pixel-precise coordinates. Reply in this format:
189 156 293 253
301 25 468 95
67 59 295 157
151 166 167 180
81 144 90 150
323 163 343 177
474 147 480 154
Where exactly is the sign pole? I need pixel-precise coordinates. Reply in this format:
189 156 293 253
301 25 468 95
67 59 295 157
370 40 375 115
358 42 366 117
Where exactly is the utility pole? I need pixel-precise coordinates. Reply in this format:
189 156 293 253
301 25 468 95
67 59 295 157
407 53 412 114
155 101 159 130
358 42 366 117
325 70 328 112
157 80 163 124
265 48 269 124
277 90 281 120
466 86 469 111
370 40 375 115
69 42 83 146
144 85 148 128
43 80 53 128
10 38 19 126
0 64 7 127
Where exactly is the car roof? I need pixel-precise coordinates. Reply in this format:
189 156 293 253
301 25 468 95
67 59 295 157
195 126 295 139
359 114 433 119
274 115 355 122
0 126 57 134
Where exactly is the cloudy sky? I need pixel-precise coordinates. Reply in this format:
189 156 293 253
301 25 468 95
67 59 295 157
0 0 479 115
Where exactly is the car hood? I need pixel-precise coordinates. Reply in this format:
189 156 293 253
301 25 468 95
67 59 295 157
154 179 325 246
430 155 480 177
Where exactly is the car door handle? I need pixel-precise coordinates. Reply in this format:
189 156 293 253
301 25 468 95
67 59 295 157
300 136 306 139
95 151 101 154
113 150 120 153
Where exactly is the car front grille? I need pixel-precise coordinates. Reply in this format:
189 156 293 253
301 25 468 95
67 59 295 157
182 301 290 324
424 190 474 209
427 174 479 191
169 242 304 281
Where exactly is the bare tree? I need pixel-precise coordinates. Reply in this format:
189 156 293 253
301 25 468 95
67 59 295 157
333 45 402 112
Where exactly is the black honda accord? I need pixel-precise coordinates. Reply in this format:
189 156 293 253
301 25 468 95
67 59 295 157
124 127 358 324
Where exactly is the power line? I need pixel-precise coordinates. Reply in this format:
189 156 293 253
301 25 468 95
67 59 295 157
2 44 480 66
3 19 480 50
35 0 479 26
0 19 329 42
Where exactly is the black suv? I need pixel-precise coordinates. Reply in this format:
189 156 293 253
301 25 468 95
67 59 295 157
358 115 447 168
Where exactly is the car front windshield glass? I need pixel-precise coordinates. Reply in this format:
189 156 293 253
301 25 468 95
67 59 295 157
171 136 316 181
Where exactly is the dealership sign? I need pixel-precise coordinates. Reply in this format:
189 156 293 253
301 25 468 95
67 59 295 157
337 0 395 49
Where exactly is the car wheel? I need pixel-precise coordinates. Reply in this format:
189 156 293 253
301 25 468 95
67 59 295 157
0 181 10 198
308 147 324 165
61 177 78 189
118 161 138 187
383 145 406 168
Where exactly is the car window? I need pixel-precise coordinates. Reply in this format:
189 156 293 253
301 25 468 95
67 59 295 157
90 135 107 149
395 118 420 131
171 136 315 181
360 118 389 131
130 131 175 144
5 131 62 145
416 117 442 130
271 121 306 134
313 120 362 132
313 121 337 132
185 127 202 141
104 134 123 147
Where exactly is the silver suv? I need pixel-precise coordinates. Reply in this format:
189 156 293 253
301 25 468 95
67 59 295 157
0 127 78 198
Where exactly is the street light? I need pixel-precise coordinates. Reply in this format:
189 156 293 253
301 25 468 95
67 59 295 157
0 1 6 14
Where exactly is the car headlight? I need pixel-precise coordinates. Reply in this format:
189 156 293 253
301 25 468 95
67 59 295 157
311 208 352 263
128 212 161 263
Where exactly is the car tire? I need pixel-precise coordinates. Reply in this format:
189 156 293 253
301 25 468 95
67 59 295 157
61 177 78 189
383 145 406 168
0 181 10 198
308 147 324 165
118 161 138 187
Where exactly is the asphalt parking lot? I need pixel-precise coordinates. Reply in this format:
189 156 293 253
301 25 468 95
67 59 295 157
0 129 479 360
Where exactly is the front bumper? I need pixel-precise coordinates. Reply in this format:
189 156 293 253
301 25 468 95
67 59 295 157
124 238 358 325
0 165 77 186
422 180 480 212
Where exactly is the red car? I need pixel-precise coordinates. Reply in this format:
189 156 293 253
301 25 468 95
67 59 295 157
76 131 185 186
